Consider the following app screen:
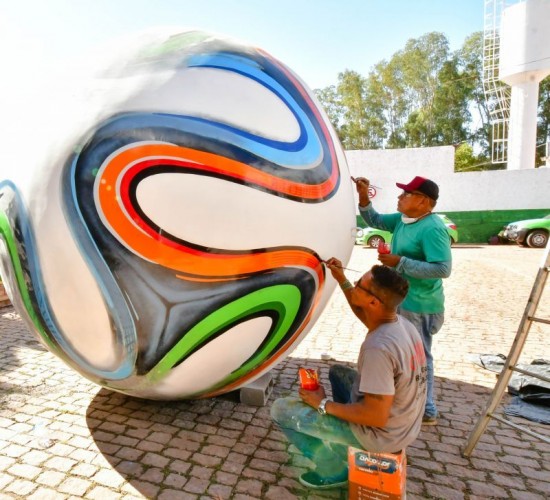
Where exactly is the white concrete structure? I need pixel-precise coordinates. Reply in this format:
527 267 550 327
346 146 550 213
499 0 550 170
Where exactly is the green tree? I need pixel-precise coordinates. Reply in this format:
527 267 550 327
456 31 491 158
318 70 386 149
454 143 478 172
430 59 471 145
454 143 504 172
336 70 369 149
378 32 468 148
371 58 408 148
313 85 343 135
313 29 516 170
400 32 451 144
537 76 550 166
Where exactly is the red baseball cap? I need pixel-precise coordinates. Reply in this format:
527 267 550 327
396 176 439 201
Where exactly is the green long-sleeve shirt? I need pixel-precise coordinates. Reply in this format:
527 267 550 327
359 203 452 314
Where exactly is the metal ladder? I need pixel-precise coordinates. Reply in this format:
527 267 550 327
463 240 550 456
482 0 511 165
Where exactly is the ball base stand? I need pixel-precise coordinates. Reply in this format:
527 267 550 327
239 372 274 406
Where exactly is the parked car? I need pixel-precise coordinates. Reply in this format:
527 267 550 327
356 214 458 248
502 215 550 248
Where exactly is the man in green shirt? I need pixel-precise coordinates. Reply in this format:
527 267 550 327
354 175 452 424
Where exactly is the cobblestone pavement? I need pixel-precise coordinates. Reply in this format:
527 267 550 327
0 245 549 499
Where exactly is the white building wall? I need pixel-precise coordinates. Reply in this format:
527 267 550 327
345 146 550 213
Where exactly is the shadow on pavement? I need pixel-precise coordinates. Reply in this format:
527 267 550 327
83 356 550 500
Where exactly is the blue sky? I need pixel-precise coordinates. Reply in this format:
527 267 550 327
0 0 484 90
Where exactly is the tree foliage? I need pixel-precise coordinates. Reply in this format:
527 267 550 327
314 30 550 171
537 76 550 166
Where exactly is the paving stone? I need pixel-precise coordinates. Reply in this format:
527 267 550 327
164 472 188 489
92 467 126 488
179 430 209 443
190 452 222 467
189 465 213 481
423 482 466 500
445 463 487 481
235 478 264 497
264 485 298 499
201 443 231 458
429 473 466 492
169 438 201 453
501 455 541 469
214 470 239 486
407 479 425 495
125 428 150 440
221 460 246 475
207 483 233 498
115 446 145 461
526 478 550 495
43 456 76 472
509 489 547 500
248 457 280 474
4 478 37 495
71 462 98 478
184 476 210 495
519 466 550 481
122 480 160 498
36 470 66 487
3 444 30 458
490 471 527 489
148 431 173 445
27 487 67 500
167 459 192 475
57 476 92 496
136 439 164 453
254 448 290 463
7 463 41 480
468 479 509 497
140 466 165 484
69 449 97 463
141 451 170 468
158 489 191 500
86 485 120 499
0 472 14 490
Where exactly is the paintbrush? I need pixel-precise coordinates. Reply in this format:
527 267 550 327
351 176 382 190
320 260 363 274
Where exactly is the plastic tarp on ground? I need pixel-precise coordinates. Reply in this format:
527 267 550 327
468 354 550 424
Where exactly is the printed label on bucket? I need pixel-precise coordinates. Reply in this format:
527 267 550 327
354 451 399 474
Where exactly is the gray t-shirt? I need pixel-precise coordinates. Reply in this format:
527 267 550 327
350 316 427 453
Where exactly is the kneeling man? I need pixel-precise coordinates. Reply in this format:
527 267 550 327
271 261 427 490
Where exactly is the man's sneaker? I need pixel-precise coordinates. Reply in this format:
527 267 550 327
422 414 438 425
299 470 348 490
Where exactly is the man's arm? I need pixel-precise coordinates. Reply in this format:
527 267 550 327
325 393 393 427
395 258 452 279
299 348 395 428
324 257 368 326
299 388 393 428
353 177 400 232
394 224 452 278
359 203 401 233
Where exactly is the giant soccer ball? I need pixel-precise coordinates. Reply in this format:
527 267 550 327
0 30 355 399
